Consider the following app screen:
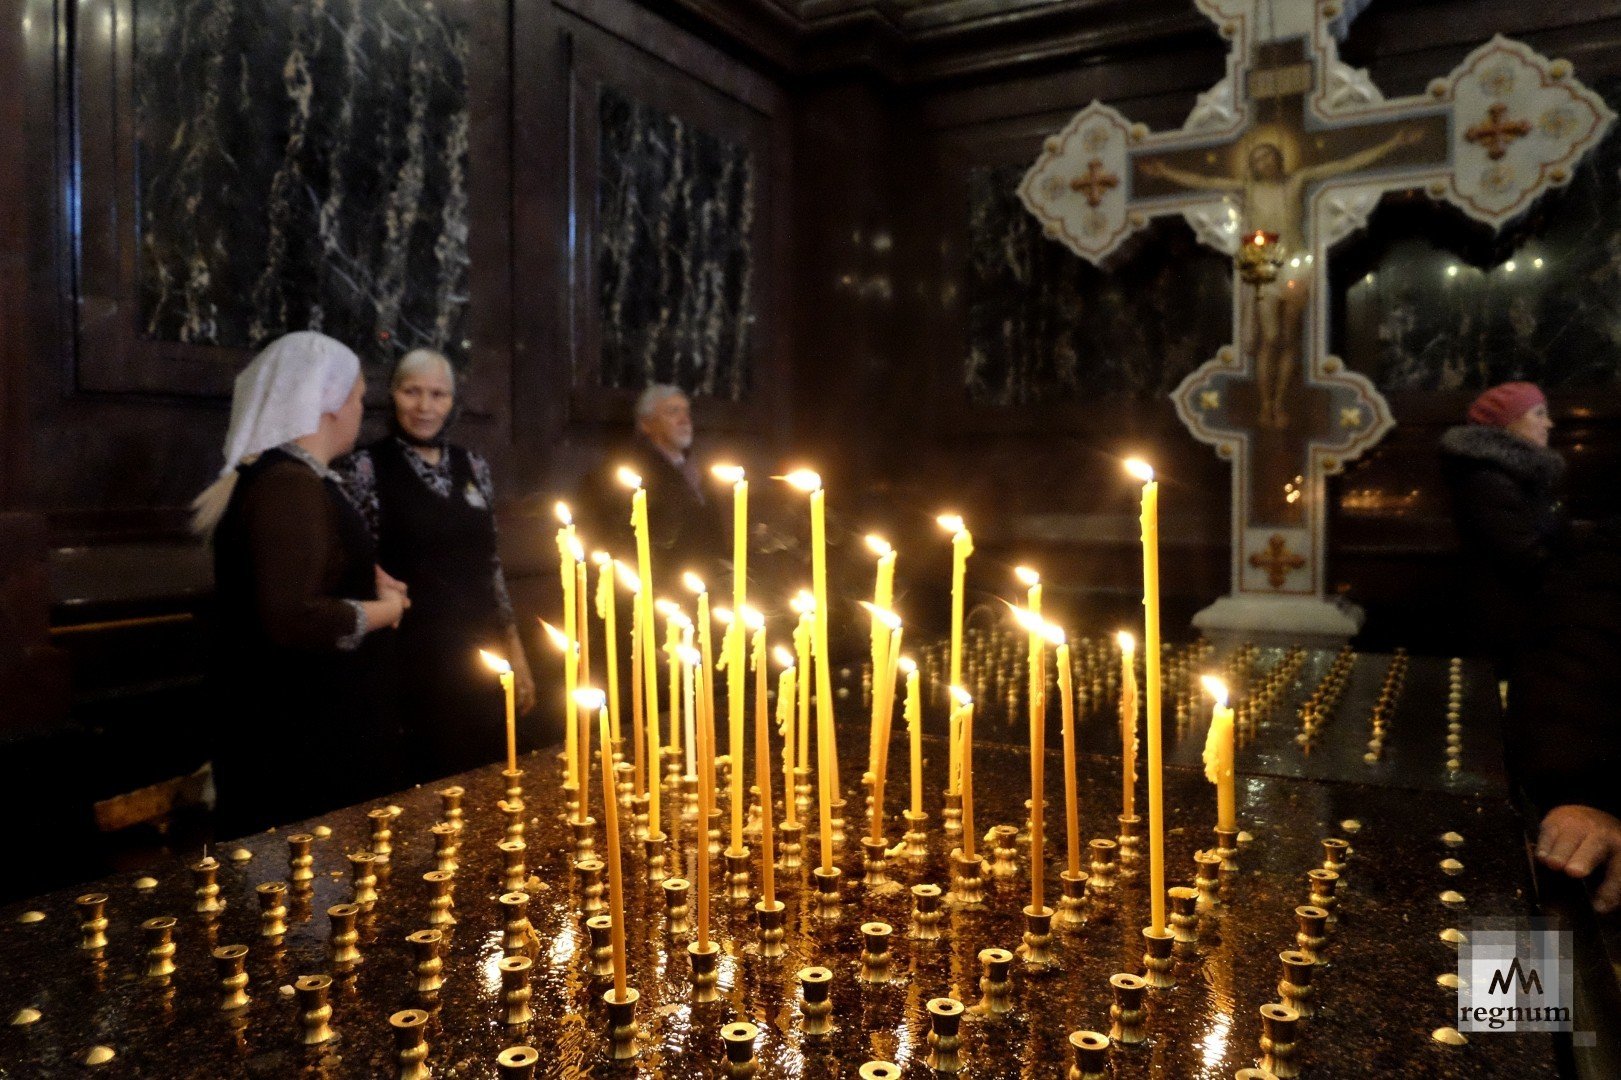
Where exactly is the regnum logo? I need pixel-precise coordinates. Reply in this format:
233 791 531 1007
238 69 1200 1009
1457 918 1572 1033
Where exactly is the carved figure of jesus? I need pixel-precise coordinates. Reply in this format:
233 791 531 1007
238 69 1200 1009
1141 128 1423 428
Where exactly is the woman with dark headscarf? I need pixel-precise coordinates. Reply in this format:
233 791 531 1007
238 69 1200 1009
194 331 410 835
338 349 535 782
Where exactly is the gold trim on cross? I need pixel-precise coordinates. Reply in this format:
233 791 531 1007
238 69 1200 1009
1248 534 1306 589
1466 103 1532 160
1069 159 1120 207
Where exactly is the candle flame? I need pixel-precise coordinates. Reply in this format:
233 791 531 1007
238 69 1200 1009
614 563 641 592
864 534 892 557
539 621 570 652
790 590 816 614
1006 603 1045 635
741 605 765 631
682 571 706 594
570 538 585 562
1124 458 1155 483
479 649 512 674
1116 630 1136 654
1040 621 1067 646
711 464 746 484
773 645 796 668
616 466 643 489
1200 675 1229 708
591 550 610 566
936 513 965 533
712 606 735 625
1013 565 1040 586
949 685 973 708
898 656 917 674
554 501 573 525
654 598 677 617
778 469 822 492
573 687 606 712
678 646 701 666
859 601 902 630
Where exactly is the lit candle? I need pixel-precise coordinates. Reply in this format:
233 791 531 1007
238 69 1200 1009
1116 631 1138 821
687 647 713 949
481 651 518 773
681 621 696 782
775 647 797 826
1125 458 1165 935
684 574 713 784
1010 605 1047 913
1051 627 1081 877
1015 566 1045 727
937 515 972 793
861 605 903 844
575 545 590 704
617 563 646 799
594 555 621 748
541 621 583 819
865 536 896 779
580 688 627 1001
954 688 976 859
790 591 814 795
555 505 579 789
781 470 837 871
902 658 922 817
619 468 661 841
1201 676 1237 832
746 609 776 907
657 601 684 764
713 466 749 857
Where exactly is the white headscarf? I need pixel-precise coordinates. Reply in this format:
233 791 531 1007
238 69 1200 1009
221 331 361 475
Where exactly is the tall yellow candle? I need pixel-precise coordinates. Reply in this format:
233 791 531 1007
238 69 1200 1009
1201 676 1237 832
1011 605 1047 912
865 537 896 778
1054 633 1081 877
782 471 837 871
555 505 579 788
937 515 973 714
903 659 922 817
576 552 590 705
619 469 661 840
481 651 517 773
617 564 645 797
713 467 749 857
1126 458 1165 935
580 688 626 1001
955 689 977 860
870 619 903 844
540 621 579 794
775 650 797 826
594 555 621 747
1117 631 1138 820
658 602 683 761
688 648 713 949
791 593 814 789
748 615 775 907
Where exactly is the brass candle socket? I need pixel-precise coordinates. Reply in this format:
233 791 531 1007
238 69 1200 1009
1278 949 1315 1017
798 966 834 1037
77 893 108 952
1294 905 1328 965
605 987 641 1060
570 816 597 858
1193 850 1223 914
390 1008 431 1080
910 883 943 941
859 1063 900 1080
257 881 289 945
755 899 787 959
830 798 848 847
1141 926 1175 989
943 790 963 836
142 916 177 979
212 944 251 1011
1213 826 1239 872
423 870 456 929
407 929 445 994
860 837 890 888
975 948 1013 1018
191 858 226 917
794 767 812 818
1258 1002 1300 1079
499 891 534 956
497 1045 539 1079
1307 868 1339 930
1020 905 1057 971
1088 839 1118 892
348 851 379 911
858 921 892 984
501 799 528 844
1057 870 1089 929
725 848 751 902
813 866 842 920
498 840 527 894
991 825 1020 879
644 832 668 883
438 785 464 832
631 794 650 842
698 808 718 856
328 903 362 969
1117 814 1142 871
1237 1070 1282 1080
585 914 615 980
901 810 929 860
499 954 534 1025
431 822 459 876
721 1020 759 1078
662 878 691 935
295 974 335 1046
1321 837 1349 881
1108 972 1148 1044
951 851 986 908
926 997 965 1073
502 767 525 803
688 940 721 1002
367 806 395 864
778 820 804 870
576 858 606 917
1068 1030 1110 1079
1168 886 1200 948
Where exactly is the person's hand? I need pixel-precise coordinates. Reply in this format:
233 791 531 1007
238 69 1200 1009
1537 804 1621 913
374 588 408 630
376 566 410 606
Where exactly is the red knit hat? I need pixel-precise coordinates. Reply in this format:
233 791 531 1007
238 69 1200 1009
1467 382 1545 427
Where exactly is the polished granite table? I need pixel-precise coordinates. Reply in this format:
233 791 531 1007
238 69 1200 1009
0 649 1559 1077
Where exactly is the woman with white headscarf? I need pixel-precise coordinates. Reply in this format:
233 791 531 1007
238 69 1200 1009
195 331 410 834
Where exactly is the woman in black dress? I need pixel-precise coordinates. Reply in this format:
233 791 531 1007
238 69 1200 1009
339 350 536 782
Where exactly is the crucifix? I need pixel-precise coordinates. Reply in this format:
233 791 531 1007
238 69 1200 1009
1020 0 1613 642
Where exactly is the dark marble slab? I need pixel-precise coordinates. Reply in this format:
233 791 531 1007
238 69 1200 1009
964 162 1233 405
596 85 755 401
0 670 1554 1078
134 0 471 364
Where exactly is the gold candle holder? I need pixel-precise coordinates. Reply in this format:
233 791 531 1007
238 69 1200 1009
688 940 721 1002
1087 839 1118 893
497 1045 539 1079
499 891 534 956
616 760 636 807
813 866 842 920
424 870 456 929
431 822 458 876
725 848 751 902
1108 972 1147 1044
142 916 177 979
794 767 812 818
926 997 965 1073
585 914 615 979
778 820 804 870
1237 1070 1281 1080
499 954 534 1025
901 810 929 860
975 948 1013 1018
860 837 890 888
570 816 597 858
438 785 464 832
500 798 527 844
348 851 379 911
910 883 943 941
706 808 724 856
951 851 986 908
605 987 639 1061
257 881 289 945
287 833 315 889
1307 868 1339 930
1020 905 1056 971
1116 814 1142 871
858 921 892 984
1140 926 1175 989
1068 1030 1109 1079
1278 949 1315 1017
755 899 786 959
721 1020 759 1078
1193 850 1223 914
576 858 606 917
745 785 761 840
990 825 1020 879
859 1063 900 1080
1213 825 1239 872
1294 905 1328 965
798 966 834 1037
212 944 250 1011
943 790 963 836
644 832 668 883
502 767 525 802
1321 837 1349 881
631 794 650 842
191 857 226 917
407 928 445 994
1258 1002 1300 1079
1057 870 1088 929
295 974 335 1045
662 878 691 935
830 798 848 848
1168 886 1199 947
327 903 362 969
77 893 109 952
390 1008 431 1080
499 840 527 893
